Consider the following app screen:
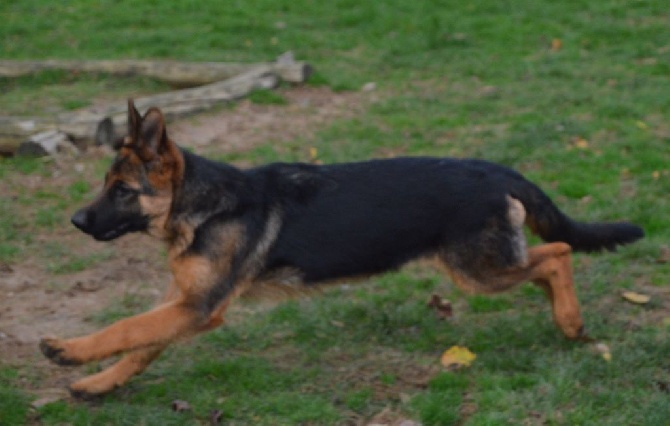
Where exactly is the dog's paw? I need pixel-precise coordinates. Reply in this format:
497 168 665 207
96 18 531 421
565 325 594 343
39 338 83 366
68 385 105 401
68 376 117 400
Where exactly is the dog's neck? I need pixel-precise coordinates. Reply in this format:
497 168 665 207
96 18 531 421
162 149 250 256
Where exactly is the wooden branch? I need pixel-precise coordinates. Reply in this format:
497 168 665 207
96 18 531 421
0 65 282 155
0 54 312 87
0 53 312 155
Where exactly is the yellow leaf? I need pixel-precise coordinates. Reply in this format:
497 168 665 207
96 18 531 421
551 38 562 51
309 147 318 160
622 291 650 305
635 120 648 130
440 346 476 369
594 343 612 362
574 137 589 149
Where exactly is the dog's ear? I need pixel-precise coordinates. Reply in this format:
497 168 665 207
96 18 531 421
127 99 142 140
139 107 169 158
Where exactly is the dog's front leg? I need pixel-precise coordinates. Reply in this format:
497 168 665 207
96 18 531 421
67 344 166 398
40 245 248 398
63 281 180 397
40 254 236 366
65 302 235 397
64 280 240 397
40 298 205 366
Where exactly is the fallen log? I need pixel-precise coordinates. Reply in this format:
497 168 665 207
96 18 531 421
0 64 283 155
0 53 312 87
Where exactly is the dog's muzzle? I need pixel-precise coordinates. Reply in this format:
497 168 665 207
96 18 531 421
71 209 94 234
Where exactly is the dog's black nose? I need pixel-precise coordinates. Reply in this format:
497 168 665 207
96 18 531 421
71 209 90 231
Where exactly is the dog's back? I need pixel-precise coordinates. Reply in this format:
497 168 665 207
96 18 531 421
260 157 523 282
253 157 642 285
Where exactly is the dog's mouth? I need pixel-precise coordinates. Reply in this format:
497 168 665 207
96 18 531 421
92 223 133 241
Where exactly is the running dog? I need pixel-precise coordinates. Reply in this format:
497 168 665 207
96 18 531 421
40 100 643 397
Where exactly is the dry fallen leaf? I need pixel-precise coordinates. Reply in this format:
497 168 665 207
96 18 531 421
622 291 651 305
440 345 476 370
361 81 377 92
171 399 191 412
594 342 612 362
573 137 589 149
657 245 670 264
655 380 670 394
210 409 224 425
551 38 563 51
579 195 592 204
308 147 322 164
427 294 453 320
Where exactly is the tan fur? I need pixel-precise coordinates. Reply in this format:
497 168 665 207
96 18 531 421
69 281 181 395
40 299 201 364
139 191 173 239
507 196 529 265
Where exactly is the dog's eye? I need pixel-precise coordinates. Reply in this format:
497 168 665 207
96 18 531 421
115 182 138 196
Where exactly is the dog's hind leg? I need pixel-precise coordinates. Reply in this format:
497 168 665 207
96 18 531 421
437 196 585 339
441 242 585 339
524 243 585 340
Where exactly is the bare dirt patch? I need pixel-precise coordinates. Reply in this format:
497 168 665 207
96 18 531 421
170 86 369 158
0 86 370 396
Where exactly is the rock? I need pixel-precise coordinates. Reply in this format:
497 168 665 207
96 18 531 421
30 388 70 408
94 117 117 147
361 82 377 92
17 130 78 157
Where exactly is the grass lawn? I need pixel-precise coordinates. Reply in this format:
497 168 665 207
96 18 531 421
1 0 669 424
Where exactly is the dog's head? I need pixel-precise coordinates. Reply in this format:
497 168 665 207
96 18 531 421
71 100 183 241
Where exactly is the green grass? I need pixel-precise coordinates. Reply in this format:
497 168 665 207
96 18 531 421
42 241 114 274
87 293 154 325
0 0 669 424
247 88 289 105
0 71 168 116
0 368 31 425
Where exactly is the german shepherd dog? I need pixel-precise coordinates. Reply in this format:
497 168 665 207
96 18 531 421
41 100 643 397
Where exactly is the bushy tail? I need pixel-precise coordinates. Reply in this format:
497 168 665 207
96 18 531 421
508 176 644 252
